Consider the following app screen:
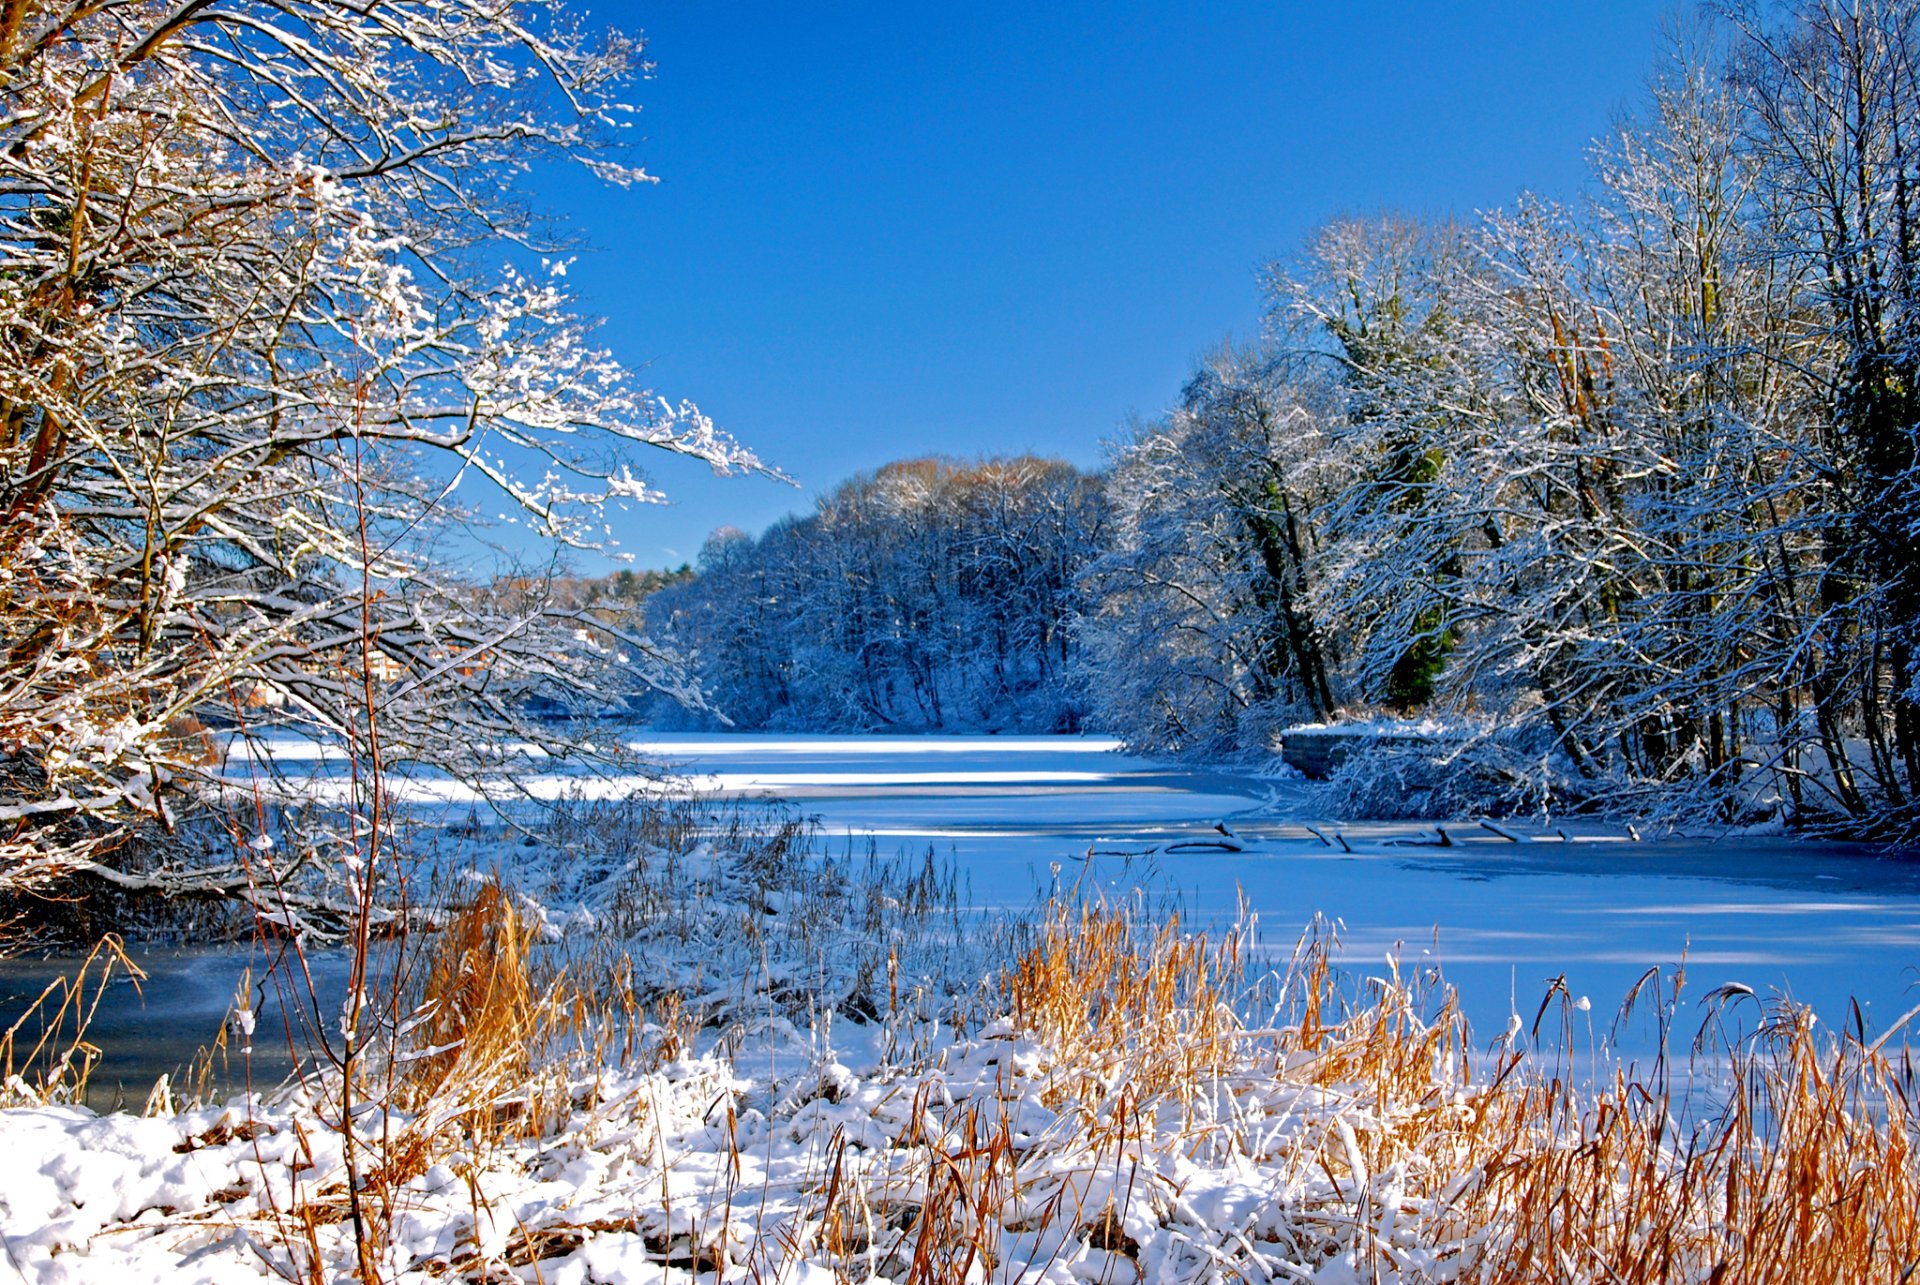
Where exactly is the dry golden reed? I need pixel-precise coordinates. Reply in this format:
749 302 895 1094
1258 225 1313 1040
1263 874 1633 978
996 900 1920 1283
236 887 1920 1283
0 934 143 1105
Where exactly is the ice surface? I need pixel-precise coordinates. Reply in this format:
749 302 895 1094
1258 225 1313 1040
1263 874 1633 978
630 734 1920 1064
19 732 1920 1097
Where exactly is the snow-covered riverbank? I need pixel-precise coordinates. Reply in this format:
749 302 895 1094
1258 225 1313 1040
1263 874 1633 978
4 881 1912 1285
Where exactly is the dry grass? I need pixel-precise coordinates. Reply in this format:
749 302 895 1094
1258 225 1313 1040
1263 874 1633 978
251 889 1920 1282
256 882 696 1280
992 900 1920 1284
1452 1004 1920 1283
0 934 143 1104
405 883 545 1108
507 790 984 1034
1004 898 1248 1110
385 881 683 1149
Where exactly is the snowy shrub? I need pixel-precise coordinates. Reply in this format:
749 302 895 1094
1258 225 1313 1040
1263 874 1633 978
1321 725 1593 821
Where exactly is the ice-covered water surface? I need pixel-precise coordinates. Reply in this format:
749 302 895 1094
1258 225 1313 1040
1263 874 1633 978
635 733 1920 1064
11 732 1920 1105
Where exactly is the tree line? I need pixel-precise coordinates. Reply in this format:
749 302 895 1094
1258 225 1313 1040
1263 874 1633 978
661 6 1920 835
645 457 1102 732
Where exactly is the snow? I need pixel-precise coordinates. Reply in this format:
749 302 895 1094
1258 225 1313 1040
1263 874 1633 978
4 732 1917 1281
1280 717 1463 738
0 1022 1492 1283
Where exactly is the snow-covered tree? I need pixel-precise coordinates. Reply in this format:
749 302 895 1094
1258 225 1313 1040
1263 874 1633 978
1268 216 1497 713
652 458 1104 732
1079 347 1339 754
1478 35 1820 816
0 1 761 895
1725 0 1920 822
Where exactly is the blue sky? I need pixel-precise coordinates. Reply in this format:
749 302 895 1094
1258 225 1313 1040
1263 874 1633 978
535 1 1677 571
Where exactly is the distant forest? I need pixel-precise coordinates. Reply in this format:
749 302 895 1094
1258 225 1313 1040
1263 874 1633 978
646 17 1920 836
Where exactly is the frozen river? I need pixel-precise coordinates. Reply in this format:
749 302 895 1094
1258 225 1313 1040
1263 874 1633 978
640 734 1920 1065
8 732 1920 1104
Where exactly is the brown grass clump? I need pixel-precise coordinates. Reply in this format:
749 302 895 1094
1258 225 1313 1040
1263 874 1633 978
1455 1002 1920 1284
383 881 661 1160
266 882 689 1279
407 883 542 1103
1004 898 1246 1109
998 900 1920 1283
0 934 143 1105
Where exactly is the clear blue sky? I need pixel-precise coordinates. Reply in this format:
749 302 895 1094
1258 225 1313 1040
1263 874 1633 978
537 1 1678 571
